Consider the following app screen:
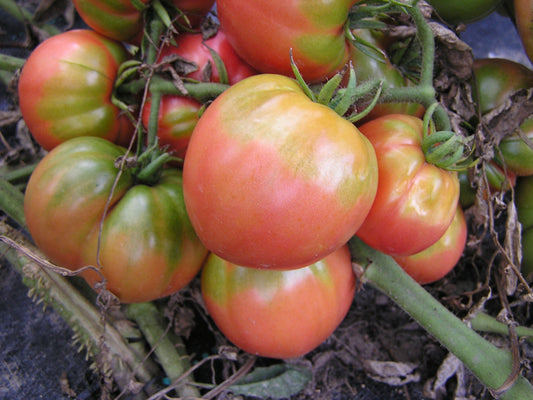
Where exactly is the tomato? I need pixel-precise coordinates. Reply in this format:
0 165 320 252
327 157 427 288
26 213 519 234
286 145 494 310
18 29 134 151
183 74 378 269
356 114 460 256
201 245 356 359
142 96 202 158
497 117 533 176
172 0 216 28
514 0 533 63
156 29 257 85
24 137 207 303
72 0 215 43
141 30 256 157
349 29 424 123
72 0 150 43
427 0 503 25
216 0 357 83
473 58 533 176
472 58 533 115
393 207 467 285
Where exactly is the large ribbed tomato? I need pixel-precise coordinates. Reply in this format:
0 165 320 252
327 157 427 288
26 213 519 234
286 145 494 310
356 114 460 256
17 29 134 151
24 137 207 303
201 245 356 359
217 0 357 82
183 74 378 269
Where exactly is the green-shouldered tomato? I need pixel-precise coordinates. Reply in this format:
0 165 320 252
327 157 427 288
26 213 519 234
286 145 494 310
217 0 357 83
24 137 207 303
18 29 134 151
427 0 503 25
356 114 460 256
201 245 355 359
183 74 378 269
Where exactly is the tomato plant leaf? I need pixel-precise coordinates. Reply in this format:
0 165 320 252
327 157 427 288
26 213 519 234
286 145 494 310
224 364 312 399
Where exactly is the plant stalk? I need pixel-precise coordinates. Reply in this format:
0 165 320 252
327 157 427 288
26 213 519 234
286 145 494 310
126 302 200 398
350 236 533 400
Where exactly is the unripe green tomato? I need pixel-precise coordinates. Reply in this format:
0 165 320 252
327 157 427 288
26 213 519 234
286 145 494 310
427 0 503 25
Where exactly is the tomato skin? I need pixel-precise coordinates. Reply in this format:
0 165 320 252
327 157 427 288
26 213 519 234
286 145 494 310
18 29 134 151
183 74 378 269
427 0 502 24
393 207 467 285
24 137 207 303
356 114 460 256
514 0 533 63
201 245 355 359
217 0 356 82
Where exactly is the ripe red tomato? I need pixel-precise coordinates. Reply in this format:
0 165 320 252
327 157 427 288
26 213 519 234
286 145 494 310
142 29 256 157
217 0 357 83
183 74 378 269
393 206 467 285
18 29 134 151
514 0 533 63
356 114 460 256
24 137 207 303
201 245 356 359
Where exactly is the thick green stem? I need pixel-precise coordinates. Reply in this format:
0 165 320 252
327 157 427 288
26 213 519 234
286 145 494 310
146 89 162 150
0 177 26 226
350 236 533 400
0 53 25 72
119 77 228 103
126 302 200 398
471 313 533 344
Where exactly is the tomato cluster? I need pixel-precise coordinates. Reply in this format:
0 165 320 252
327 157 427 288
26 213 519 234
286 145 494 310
16 0 532 360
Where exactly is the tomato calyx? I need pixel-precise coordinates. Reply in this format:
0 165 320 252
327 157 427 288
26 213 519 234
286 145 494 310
290 51 385 121
422 103 477 171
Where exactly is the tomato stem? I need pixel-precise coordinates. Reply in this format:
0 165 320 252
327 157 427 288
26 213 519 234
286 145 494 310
0 53 25 72
0 0 61 36
126 302 200 398
350 236 533 399
0 177 26 226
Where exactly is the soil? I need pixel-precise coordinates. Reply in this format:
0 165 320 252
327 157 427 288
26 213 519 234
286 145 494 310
1 2 532 400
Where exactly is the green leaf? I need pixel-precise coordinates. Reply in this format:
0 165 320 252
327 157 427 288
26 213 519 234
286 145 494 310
222 364 312 399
